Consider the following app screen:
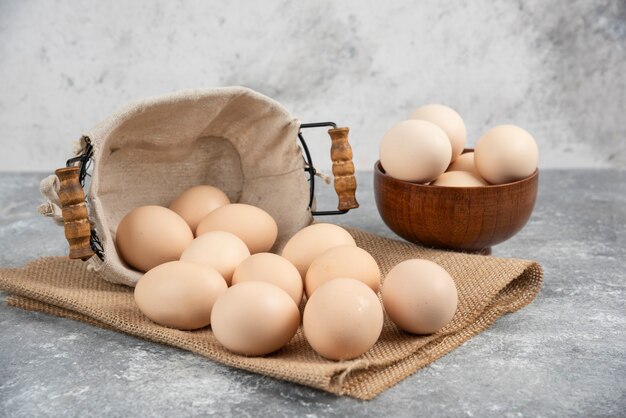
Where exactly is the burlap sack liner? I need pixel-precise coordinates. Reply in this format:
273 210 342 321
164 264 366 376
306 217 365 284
0 228 543 400
83 86 312 287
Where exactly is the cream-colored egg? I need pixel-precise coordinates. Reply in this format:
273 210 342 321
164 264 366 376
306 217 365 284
180 231 250 285
474 125 539 184
231 253 303 304
379 120 451 183
409 104 467 162
169 185 230 233
196 203 278 254
447 152 480 177
211 281 300 356
134 261 227 330
432 171 487 187
305 245 380 297
382 259 458 334
116 205 194 272
281 223 356 278
303 278 383 361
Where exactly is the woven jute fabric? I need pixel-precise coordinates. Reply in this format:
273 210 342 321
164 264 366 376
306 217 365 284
38 87 312 287
0 228 542 400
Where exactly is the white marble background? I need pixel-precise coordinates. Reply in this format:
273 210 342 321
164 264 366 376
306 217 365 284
1 0 624 172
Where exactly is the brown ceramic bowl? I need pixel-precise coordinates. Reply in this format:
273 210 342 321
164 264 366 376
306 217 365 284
373 151 538 253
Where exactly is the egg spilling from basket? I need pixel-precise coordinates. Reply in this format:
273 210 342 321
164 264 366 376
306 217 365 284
39 88 540 361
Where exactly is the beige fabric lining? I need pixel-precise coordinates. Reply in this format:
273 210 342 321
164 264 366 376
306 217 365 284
40 87 313 286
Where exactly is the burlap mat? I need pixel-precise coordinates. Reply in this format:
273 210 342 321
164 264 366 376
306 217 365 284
0 228 542 400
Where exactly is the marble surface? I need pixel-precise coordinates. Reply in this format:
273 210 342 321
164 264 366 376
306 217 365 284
1 0 625 172
1 170 625 417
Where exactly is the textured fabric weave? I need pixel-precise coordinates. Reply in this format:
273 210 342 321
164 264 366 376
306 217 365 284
0 228 542 400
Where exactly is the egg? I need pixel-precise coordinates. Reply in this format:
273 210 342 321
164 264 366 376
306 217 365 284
281 223 356 278
180 231 250 285
382 259 458 334
211 281 300 356
134 261 227 330
409 104 467 163
303 278 383 361
231 253 303 304
379 120 451 183
169 185 230 233
474 125 539 184
196 203 278 253
116 205 194 272
446 152 480 177
432 171 487 187
305 245 380 297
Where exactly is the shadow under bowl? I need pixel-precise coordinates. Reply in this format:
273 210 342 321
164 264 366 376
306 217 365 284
373 155 538 253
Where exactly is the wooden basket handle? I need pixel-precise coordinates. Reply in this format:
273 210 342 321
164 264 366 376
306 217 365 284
328 127 359 211
55 166 94 260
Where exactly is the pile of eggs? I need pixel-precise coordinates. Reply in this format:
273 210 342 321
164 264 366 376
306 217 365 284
380 104 539 186
116 186 460 361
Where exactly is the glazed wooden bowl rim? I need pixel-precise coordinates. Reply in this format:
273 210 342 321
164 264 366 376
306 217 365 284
374 160 539 189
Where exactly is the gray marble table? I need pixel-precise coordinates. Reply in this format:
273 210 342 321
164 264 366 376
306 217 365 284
1 170 624 417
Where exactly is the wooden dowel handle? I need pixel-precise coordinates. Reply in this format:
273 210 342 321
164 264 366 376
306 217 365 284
328 127 359 211
55 167 94 260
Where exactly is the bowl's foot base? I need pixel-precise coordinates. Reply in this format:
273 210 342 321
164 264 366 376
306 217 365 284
445 247 492 255
472 247 492 256
430 246 493 255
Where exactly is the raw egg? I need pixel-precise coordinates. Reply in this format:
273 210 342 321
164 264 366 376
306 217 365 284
432 171 487 187
180 231 250 285
382 259 458 334
169 185 230 233
446 152 480 177
305 245 380 297
211 281 300 356
409 104 467 163
116 205 193 272
231 253 303 304
134 261 227 330
379 120 451 183
303 278 383 361
474 125 538 184
196 203 278 253
281 223 356 278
